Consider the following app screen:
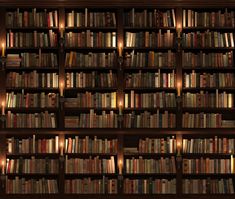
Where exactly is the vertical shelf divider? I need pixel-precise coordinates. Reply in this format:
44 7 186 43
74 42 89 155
117 8 124 129
176 7 183 130
59 8 66 130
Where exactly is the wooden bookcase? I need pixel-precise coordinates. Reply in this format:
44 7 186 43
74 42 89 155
0 0 234 198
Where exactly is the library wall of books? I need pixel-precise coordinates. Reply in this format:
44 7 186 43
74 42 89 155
0 0 234 198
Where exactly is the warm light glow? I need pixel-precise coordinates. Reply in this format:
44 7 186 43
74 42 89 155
177 141 181 156
177 81 181 97
60 141 63 148
1 42 5 57
1 159 5 174
59 81 64 97
177 24 182 38
119 159 123 166
177 82 181 88
60 82 64 88
1 101 5 115
118 42 123 57
177 23 182 30
118 159 123 175
119 101 123 115
60 24 64 38
60 141 64 156
177 141 181 148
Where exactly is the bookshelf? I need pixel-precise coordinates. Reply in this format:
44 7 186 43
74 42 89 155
123 8 177 129
182 134 235 194
182 8 235 128
0 0 234 199
5 134 60 194
181 7 235 195
123 135 177 194
64 135 118 194
4 8 59 129
63 8 119 129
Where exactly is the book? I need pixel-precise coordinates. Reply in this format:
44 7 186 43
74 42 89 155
124 178 176 194
7 31 58 48
124 9 176 27
64 111 118 128
183 178 234 194
65 51 117 68
65 31 116 47
64 136 118 154
6 8 58 28
65 178 118 194
6 111 57 128
183 9 235 28
124 91 176 108
6 177 59 194
123 111 176 128
65 155 116 174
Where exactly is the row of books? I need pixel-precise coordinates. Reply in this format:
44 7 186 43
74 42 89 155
7 72 59 88
7 30 57 48
125 157 176 174
124 139 176 154
182 137 235 154
64 111 118 128
182 92 234 108
182 32 234 48
65 72 117 88
64 92 117 108
6 9 58 28
124 50 176 68
6 92 59 108
65 51 116 68
183 158 235 174
124 9 175 27
6 158 58 174
65 31 116 48
124 178 176 194
7 51 233 69
183 9 235 28
6 111 57 128
182 178 234 194
6 178 58 194
6 53 58 68
64 136 118 154
5 33 235 50
65 178 117 194
125 30 174 48
6 110 234 129
182 113 235 128
6 178 234 194
123 111 176 128
138 136 176 154
7 136 59 154
124 91 176 108
125 71 175 88
6 136 235 155
65 156 116 174
184 72 235 88
182 51 233 68
66 9 116 27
